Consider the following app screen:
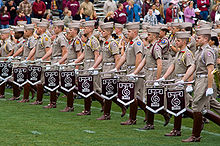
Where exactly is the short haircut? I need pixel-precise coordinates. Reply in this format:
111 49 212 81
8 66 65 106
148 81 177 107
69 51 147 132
211 36 219 46
202 34 211 41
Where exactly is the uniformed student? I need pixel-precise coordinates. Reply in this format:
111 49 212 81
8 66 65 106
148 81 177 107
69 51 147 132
71 20 104 116
112 22 145 125
8 26 26 101
41 20 68 109
157 31 195 136
27 22 52 105
60 22 83 112
130 26 170 129
90 22 126 120
12 24 37 103
169 22 181 57
0 28 14 99
180 28 220 142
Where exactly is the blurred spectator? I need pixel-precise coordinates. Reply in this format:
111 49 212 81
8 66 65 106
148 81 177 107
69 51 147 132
197 0 210 20
211 4 218 21
215 5 220 21
0 6 11 28
163 0 172 19
32 0 46 19
143 8 158 25
90 10 97 20
80 0 95 20
66 0 80 18
51 0 62 18
104 0 117 15
0 0 3 9
63 0 67 11
142 0 151 17
123 0 129 12
44 12 52 24
104 11 114 22
127 0 141 22
19 0 32 24
73 7 86 20
60 7 69 19
63 10 72 26
166 2 173 23
152 4 161 23
194 8 202 24
6 0 17 25
184 1 195 23
14 10 27 25
155 0 165 23
114 3 127 24
134 0 143 8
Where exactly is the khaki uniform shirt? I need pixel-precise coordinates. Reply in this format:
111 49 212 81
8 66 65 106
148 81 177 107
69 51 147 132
102 36 119 64
125 36 143 67
13 37 26 56
23 35 37 58
195 44 216 75
52 32 68 59
0 38 14 57
67 35 82 62
35 33 51 59
173 47 194 74
84 33 100 61
187 36 196 54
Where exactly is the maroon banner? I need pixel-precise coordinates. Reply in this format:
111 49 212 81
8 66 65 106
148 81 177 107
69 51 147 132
78 76 94 98
27 65 42 85
60 71 76 92
166 89 186 117
146 88 164 113
117 82 135 106
13 67 28 87
0 62 12 82
44 71 59 91
101 78 117 100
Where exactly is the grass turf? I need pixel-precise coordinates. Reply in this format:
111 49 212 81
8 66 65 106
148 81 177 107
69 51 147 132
0 89 219 146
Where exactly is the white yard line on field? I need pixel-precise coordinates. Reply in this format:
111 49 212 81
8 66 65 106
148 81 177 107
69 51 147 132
4 92 220 137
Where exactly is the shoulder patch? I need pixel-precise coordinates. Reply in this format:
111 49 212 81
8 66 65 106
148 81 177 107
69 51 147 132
45 37 48 41
76 40 80 44
161 40 166 44
137 41 141 46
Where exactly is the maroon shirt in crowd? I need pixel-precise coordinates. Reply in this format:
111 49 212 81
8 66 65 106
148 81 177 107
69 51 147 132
14 16 27 25
142 1 151 17
166 7 172 23
0 12 11 25
32 0 46 17
66 0 80 17
114 9 127 24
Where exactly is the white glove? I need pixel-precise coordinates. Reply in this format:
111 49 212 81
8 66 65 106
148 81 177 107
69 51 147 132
36 58 43 62
156 77 165 82
8 56 14 61
126 73 136 77
92 70 99 75
21 60 28 64
54 62 60 66
88 67 94 71
110 68 118 72
153 82 160 87
75 69 79 75
68 62 76 66
206 88 214 97
186 85 193 93
45 64 51 70
176 80 184 87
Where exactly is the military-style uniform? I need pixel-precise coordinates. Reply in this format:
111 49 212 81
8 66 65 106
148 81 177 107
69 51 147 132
120 22 146 125
182 28 220 143
0 29 13 98
44 29 68 108
164 31 195 136
77 21 104 116
23 35 37 59
31 31 51 104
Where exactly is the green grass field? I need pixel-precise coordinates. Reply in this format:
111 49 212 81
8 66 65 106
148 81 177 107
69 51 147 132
0 89 219 146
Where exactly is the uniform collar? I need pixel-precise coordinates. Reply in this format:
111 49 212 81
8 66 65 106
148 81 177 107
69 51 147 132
201 43 210 51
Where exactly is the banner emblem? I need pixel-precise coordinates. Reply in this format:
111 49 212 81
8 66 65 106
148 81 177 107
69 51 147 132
44 71 59 91
117 82 135 106
101 78 117 100
27 65 42 85
60 71 76 92
13 67 28 87
78 76 94 98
